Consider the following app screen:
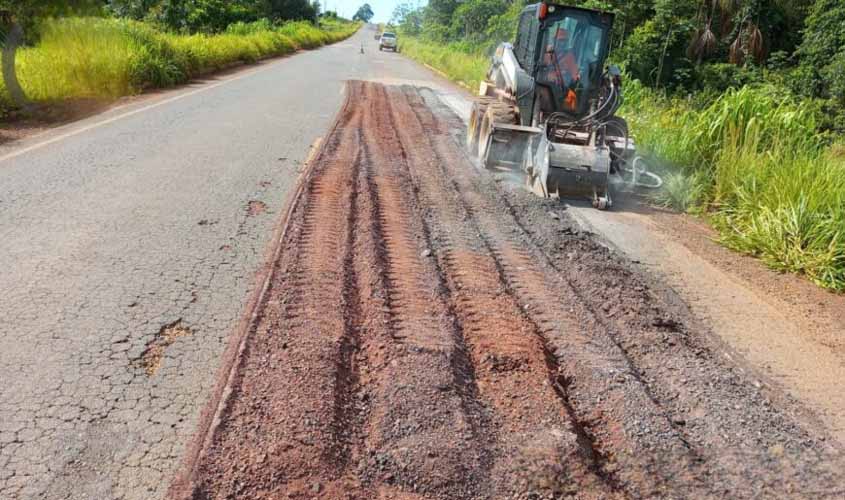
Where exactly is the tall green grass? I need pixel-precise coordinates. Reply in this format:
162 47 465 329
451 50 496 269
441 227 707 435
398 37 488 91
710 132 845 290
623 81 845 290
0 17 358 112
392 37 845 291
623 82 822 172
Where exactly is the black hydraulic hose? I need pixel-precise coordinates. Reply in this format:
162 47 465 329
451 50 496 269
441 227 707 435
550 82 617 127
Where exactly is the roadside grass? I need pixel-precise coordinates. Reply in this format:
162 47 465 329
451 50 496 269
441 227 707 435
652 170 708 213
394 36 845 291
0 17 358 112
398 37 488 91
710 138 845 290
624 82 845 290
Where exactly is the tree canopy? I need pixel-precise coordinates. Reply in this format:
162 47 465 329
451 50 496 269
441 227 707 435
392 0 843 126
104 0 320 31
353 3 374 23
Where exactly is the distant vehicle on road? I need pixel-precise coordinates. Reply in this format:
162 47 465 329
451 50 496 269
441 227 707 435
379 32 398 52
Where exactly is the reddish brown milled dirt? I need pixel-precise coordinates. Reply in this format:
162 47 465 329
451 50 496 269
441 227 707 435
169 81 844 500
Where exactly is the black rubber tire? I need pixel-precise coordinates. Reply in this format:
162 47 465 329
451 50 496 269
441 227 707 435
466 97 494 154
604 116 629 139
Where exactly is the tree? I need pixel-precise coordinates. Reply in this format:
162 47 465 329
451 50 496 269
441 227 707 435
0 14 27 109
353 3 374 22
106 0 159 19
483 0 526 43
426 0 459 25
797 0 845 74
795 0 845 128
390 2 414 26
393 3 424 35
450 0 508 40
618 0 698 89
265 0 318 23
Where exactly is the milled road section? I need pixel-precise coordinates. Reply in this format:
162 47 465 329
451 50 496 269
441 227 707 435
0 27 458 500
173 81 844 499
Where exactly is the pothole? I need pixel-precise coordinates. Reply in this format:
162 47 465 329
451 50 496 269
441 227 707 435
137 320 192 376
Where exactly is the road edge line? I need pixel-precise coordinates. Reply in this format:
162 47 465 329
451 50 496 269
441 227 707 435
166 82 353 500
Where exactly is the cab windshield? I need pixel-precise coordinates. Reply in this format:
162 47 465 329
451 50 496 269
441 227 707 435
538 11 609 116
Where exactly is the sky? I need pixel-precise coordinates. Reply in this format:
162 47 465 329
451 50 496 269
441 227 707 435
325 0 426 24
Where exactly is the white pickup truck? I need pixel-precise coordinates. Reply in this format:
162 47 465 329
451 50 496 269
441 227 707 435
379 32 398 52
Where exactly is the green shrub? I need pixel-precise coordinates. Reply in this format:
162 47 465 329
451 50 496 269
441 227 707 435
225 19 274 36
652 170 708 212
15 18 140 99
694 63 761 94
794 0 845 130
623 82 821 170
277 21 329 49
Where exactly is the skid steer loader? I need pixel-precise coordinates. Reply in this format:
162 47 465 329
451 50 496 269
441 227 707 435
466 2 660 209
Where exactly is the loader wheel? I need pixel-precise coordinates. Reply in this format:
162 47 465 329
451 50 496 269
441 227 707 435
466 97 494 155
478 102 518 166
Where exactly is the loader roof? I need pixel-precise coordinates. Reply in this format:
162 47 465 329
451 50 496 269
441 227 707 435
524 2 615 20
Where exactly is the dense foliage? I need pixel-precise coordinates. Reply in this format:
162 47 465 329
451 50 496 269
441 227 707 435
392 0 843 130
0 0 324 34
107 0 322 31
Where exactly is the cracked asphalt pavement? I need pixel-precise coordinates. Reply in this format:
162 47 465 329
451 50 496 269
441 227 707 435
0 27 455 500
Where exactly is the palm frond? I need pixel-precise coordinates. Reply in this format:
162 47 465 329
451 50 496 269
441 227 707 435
688 21 718 61
747 23 765 63
729 34 745 65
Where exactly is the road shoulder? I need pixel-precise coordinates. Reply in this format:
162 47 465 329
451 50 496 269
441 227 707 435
569 200 845 445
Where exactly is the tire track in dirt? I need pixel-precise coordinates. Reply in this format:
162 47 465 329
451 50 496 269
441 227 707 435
171 81 844 500
392 85 715 498
183 85 368 499
177 81 495 500
349 81 491 499
385 85 628 499
409 85 843 497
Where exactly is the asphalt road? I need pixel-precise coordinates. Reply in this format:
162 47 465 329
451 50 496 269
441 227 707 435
0 26 462 500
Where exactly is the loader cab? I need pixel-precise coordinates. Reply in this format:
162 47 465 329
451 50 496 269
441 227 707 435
515 3 614 122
